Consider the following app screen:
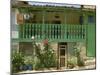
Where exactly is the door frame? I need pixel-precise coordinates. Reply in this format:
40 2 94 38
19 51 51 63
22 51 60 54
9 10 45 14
58 42 68 69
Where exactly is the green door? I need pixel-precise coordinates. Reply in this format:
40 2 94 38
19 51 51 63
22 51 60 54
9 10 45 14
87 25 96 57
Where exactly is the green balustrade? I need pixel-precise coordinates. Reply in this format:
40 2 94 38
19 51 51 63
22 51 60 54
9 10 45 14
19 24 87 42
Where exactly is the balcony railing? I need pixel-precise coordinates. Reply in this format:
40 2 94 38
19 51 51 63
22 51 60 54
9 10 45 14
19 24 87 42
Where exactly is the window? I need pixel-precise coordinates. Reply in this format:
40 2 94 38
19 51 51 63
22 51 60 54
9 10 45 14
60 49 65 56
19 42 33 55
55 15 60 18
79 16 83 25
88 15 95 23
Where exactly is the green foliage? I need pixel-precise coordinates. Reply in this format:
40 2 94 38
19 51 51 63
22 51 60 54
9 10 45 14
67 57 77 69
67 61 75 69
12 52 24 72
77 56 85 67
42 48 57 68
24 56 34 65
35 40 57 70
74 46 85 67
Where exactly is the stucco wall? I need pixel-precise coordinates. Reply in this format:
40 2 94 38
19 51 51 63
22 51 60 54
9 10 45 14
67 42 86 59
11 8 19 39
16 10 80 24
38 11 80 24
11 42 19 53
19 42 33 55
76 42 86 59
18 42 86 58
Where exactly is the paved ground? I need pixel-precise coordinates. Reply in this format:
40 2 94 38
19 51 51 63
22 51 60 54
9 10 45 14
14 58 96 74
17 65 95 74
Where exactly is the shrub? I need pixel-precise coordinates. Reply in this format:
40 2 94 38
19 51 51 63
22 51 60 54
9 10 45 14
35 39 57 70
41 40 57 68
77 56 85 66
74 47 85 67
24 56 34 70
67 57 77 69
67 61 75 69
12 52 24 72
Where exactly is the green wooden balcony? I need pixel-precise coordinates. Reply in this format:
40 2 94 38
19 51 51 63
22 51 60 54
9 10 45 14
19 24 87 42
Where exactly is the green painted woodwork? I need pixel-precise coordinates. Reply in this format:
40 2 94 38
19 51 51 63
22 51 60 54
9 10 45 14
87 25 96 57
19 24 86 42
84 12 96 57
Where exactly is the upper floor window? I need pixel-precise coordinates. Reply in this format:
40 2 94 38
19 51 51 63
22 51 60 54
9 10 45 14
79 16 83 25
55 15 60 19
88 15 95 23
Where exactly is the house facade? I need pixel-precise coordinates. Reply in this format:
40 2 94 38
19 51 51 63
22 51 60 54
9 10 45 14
11 1 96 69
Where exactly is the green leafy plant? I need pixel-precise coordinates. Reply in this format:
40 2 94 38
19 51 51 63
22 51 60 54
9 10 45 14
24 56 34 65
12 52 24 72
74 46 85 67
24 56 34 70
35 39 57 70
42 39 57 68
67 57 77 69
68 61 75 69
